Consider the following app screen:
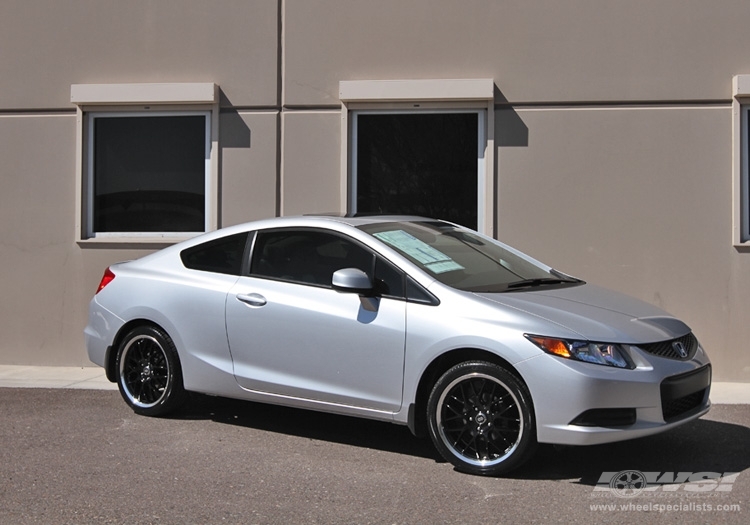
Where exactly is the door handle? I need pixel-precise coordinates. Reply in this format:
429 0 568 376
236 293 267 307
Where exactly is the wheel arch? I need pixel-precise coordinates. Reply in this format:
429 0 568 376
408 348 529 438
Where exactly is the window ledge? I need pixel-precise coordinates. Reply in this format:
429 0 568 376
77 234 199 248
71 83 217 105
734 75 750 98
339 79 494 102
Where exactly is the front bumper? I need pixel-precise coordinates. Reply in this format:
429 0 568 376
516 343 711 446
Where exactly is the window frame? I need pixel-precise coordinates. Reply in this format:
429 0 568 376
180 231 251 276
741 106 750 244
339 79 495 236
248 227 378 289
246 226 421 301
85 110 212 239
349 108 486 231
733 75 750 247
71 83 219 244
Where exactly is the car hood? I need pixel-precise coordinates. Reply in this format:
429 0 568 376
475 284 691 344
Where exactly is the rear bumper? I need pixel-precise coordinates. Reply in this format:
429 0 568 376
84 297 124 380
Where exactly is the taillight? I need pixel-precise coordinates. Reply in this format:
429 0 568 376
96 267 116 294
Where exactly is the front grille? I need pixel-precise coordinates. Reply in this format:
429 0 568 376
660 365 711 422
639 333 698 361
662 390 705 422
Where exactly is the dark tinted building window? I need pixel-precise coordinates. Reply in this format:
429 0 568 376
92 114 207 233
355 112 478 229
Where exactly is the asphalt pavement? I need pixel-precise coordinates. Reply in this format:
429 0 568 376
1 386 748 524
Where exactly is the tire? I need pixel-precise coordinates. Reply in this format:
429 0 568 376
115 325 187 416
427 361 537 476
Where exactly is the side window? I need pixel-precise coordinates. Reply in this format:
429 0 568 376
374 257 405 299
180 232 248 275
250 229 373 287
249 228 426 301
406 276 440 305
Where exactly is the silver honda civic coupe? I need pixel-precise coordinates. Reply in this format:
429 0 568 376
85 215 711 476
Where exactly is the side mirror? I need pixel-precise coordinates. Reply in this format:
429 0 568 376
332 268 373 294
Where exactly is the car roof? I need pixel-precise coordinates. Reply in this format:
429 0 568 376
304 214 438 227
127 214 451 278
218 214 444 235
144 214 446 256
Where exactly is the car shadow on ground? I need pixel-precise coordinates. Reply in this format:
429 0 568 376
516 415 750 485
173 392 441 461
173 394 750 482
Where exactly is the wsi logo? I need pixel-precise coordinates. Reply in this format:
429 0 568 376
594 471 740 498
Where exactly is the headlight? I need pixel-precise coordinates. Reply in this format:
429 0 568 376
525 335 634 369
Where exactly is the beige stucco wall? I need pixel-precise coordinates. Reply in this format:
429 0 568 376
0 0 282 366
220 110 279 227
0 0 279 109
0 1 748 381
284 0 750 104
282 111 342 215
0 114 154 365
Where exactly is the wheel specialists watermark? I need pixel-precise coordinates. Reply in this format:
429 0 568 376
589 471 742 513
592 471 740 498
590 501 742 513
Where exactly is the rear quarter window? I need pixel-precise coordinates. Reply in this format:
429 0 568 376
180 232 249 275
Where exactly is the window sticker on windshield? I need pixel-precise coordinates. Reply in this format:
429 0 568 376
373 230 464 274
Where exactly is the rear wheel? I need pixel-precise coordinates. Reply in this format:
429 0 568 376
115 325 186 416
427 361 536 476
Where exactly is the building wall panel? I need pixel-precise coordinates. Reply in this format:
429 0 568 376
282 111 342 215
0 114 154 364
285 0 750 105
220 110 279 227
0 0 279 109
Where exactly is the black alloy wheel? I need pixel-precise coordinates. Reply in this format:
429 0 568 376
116 325 186 416
427 361 536 476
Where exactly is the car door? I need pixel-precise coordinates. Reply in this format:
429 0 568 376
225 228 407 413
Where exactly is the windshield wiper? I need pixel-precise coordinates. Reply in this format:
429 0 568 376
505 276 581 290
506 278 567 288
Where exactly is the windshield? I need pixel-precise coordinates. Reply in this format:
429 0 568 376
359 221 582 293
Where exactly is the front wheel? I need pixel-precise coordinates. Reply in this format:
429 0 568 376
427 361 537 476
115 325 186 416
